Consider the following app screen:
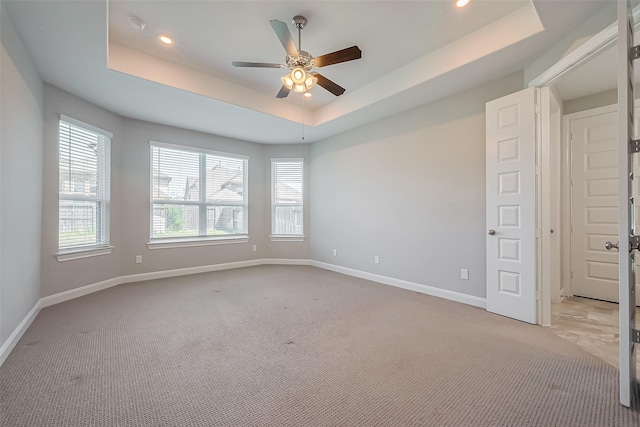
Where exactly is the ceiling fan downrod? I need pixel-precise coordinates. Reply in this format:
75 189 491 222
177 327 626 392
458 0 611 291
292 15 307 51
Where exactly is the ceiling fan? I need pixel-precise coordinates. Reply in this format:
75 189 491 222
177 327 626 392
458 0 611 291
232 15 362 98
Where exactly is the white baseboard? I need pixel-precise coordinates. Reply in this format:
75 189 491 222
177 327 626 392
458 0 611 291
121 259 266 285
0 300 42 366
41 277 123 308
262 258 312 266
310 260 486 309
2 257 484 367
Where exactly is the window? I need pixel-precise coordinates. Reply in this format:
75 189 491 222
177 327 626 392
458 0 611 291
58 116 111 254
271 159 303 238
150 142 248 244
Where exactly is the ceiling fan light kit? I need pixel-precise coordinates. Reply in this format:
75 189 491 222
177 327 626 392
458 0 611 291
232 15 362 98
281 67 318 93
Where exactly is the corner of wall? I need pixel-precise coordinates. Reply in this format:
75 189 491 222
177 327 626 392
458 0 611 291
1 1 44 347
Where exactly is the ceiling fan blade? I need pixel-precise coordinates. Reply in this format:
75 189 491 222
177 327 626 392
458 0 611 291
232 61 283 68
314 46 362 68
276 85 291 98
315 73 346 96
270 19 298 57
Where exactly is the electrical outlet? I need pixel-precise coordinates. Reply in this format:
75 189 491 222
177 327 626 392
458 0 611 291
374 255 380 264
136 255 142 264
333 249 337 256
252 245 257 252
461 268 469 280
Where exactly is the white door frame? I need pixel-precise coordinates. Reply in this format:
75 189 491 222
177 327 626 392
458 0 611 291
529 1 640 407
539 88 561 326
529 17 640 299
529 5 640 328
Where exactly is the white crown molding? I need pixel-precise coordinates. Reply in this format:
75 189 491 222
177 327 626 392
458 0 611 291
528 5 640 88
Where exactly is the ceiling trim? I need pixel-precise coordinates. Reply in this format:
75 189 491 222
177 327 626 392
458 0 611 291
314 2 544 127
108 43 306 124
107 3 544 129
529 5 640 88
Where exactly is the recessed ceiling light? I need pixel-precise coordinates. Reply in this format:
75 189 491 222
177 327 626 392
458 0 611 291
129 17 145 31
159 35 173 45
304 92 312 98
456 0 470 7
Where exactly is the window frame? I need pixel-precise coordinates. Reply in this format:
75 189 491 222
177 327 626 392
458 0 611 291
270 158 304 241
148 141 249 249
56 115 113 261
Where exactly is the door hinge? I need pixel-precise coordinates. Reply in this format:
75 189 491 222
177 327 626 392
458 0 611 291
633 329 640 344
630 139 640 153
535 103 541 114
571 271 574 279
632 45 640 61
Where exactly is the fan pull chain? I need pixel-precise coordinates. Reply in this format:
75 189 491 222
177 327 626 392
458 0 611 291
302 95 305 141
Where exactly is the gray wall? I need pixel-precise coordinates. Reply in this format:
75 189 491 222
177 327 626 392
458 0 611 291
118 123 312 274
1 2 43 345
563 89 616 115
118 118 266 276
40 85 311 297
310 72 524 299
41 85 123 297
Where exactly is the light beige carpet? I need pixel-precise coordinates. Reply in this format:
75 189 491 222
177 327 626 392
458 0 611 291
1 265 639 426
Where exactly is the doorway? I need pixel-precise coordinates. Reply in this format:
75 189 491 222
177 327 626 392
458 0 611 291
487 0 640 408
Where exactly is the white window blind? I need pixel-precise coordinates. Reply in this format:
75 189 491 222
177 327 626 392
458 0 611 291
271 159 303 236
151 142 248 240
58 117 111 251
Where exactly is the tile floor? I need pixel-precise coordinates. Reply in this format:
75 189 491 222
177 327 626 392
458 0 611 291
549 296 640 372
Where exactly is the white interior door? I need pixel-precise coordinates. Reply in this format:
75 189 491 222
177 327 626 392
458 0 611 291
617 0 637 407
570 108 621 302
569 106 640 305
486 87 538 324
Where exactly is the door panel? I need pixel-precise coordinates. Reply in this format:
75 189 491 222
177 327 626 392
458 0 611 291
486 88 537 324
571 110 619 301
617 0 637 408
570 108 640 305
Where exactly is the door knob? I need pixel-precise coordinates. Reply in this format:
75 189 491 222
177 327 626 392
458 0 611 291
605 241 619 251
488 229 496 235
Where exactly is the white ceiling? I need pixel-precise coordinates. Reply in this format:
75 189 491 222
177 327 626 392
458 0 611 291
108 0 526 109
5 0 609 144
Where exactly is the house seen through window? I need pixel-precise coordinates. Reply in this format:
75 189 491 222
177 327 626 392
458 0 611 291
58 116 111 251
271 159 303 237
151 143 248 240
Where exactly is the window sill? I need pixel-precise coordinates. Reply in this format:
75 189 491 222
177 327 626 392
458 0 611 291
147 235 249 250
56 246 114 262
270 235 305 242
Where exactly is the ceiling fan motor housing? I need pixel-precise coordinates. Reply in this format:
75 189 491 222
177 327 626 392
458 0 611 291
287 51 314 70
